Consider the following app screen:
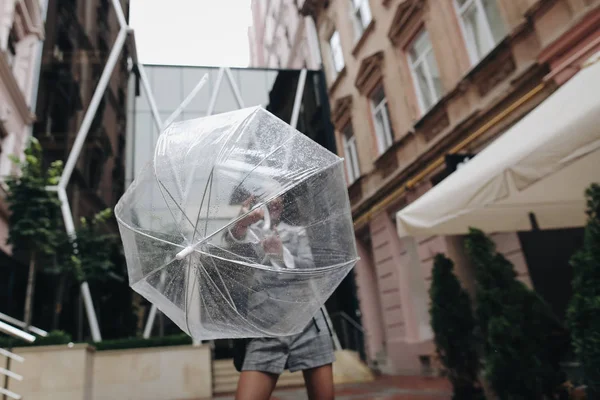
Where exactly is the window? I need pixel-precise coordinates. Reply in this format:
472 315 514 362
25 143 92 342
7 29 17 68
342 125 360 184
455 0 505 65
370 85 394 154
329 31 344 77
351 0 372 39
408 30 443 114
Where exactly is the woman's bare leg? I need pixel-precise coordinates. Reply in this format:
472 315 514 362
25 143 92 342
235 370 279 400
302 364 334 400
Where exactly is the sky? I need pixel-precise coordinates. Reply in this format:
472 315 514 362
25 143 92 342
129 0 253 67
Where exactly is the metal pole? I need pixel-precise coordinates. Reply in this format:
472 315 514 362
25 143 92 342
206 68 225 116
225 68 245 109
0 321 35 343
110 0 128 29
321 307 342 351
163 73 208 128
0 312 47 337
137 63 162 132
57 189 102 342
142 304 157 339
290 69 307 129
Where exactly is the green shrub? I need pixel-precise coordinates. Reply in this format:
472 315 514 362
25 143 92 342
466 228 565 399
429 254 484 400
0 330 71 348
93 334 193 351
567 183 600 396
0 331 193 352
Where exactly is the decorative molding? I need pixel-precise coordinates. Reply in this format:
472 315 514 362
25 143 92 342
332 94 353 130
328 66 347 95
524 0 560 21
354 51 384 94
538 5 600 65
470 43 516 96
351 20 376 58
0 50 33 124
388 0 425 48
348 177 364 206
375 148 399 178
414 102 450 142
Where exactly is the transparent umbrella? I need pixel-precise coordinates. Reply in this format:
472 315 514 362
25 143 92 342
115 107 358 340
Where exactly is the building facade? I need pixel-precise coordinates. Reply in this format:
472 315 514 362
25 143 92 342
0 0 45 253
249 0 321 69
0 0 46 316
301 0 600 374
34 0 129 220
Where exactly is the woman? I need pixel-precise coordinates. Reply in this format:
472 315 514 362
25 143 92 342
226 195 335 400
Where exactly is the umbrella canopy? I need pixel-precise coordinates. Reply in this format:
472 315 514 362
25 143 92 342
396 56 600 238
116 107 358 340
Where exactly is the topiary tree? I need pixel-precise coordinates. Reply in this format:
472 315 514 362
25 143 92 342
465 228 566 399
5 138 63 328
429 254 484 400
567 183 600 396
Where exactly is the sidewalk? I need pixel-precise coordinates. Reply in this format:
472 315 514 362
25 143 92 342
218 375 452 400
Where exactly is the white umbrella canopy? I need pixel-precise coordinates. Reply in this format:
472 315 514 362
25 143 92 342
116 107 358 340
396 57 600 238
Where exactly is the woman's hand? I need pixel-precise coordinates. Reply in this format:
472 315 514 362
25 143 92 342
262 233 283 256
231 197 264 239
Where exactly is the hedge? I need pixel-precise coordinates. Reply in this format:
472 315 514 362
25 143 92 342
0 331 192 351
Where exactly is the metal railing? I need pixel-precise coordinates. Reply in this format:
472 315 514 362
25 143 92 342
0 319 36 400
330 312 366 361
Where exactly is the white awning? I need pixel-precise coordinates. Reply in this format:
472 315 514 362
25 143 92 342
396 55 600 238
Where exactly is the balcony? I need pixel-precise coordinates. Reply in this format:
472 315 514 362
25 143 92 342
42 63 83 111
56 1 92 50
97 3 111 47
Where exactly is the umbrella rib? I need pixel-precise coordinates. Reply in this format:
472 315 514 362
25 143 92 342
184 256 200 337
201 250 238 312
115 216 184 249
197 249 358 274
191 166 214 242
228 134 297 203
156 180 196 239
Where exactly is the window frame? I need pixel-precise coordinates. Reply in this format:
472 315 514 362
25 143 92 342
454 0 503 65
407 30 442 114
342 124 360 184
370 85 394 154
350 0 372 40
329 30 345 78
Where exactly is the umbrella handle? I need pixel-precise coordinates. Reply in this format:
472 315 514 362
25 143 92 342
176 246 195 260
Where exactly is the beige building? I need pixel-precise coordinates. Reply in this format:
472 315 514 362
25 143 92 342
301 0 600 374
0 0 45 255
249 0 321 69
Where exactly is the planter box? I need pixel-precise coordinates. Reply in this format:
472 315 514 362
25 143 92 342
8 344 94 400
93 344 211 400
4 343 212 400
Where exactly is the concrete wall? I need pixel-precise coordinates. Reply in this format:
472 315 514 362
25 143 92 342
4 344 212 400
93 345 212 400
7 344 94 400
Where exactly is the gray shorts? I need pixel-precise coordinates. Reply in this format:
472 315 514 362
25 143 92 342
241 310 335 374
